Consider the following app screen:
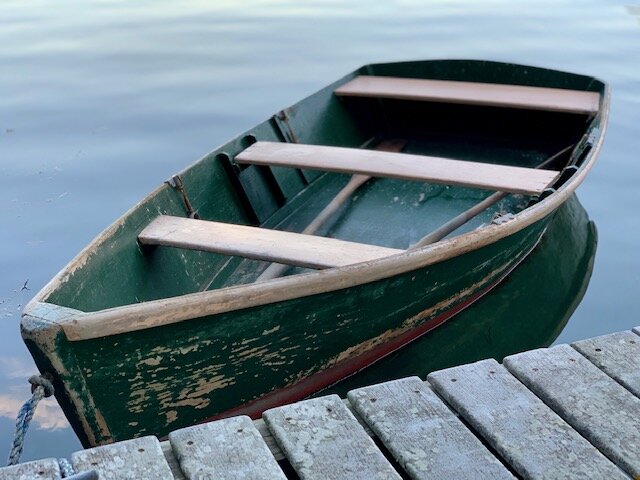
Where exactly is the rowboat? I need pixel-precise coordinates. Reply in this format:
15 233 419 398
21 60 608 447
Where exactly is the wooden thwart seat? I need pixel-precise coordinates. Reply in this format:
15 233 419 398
139 216 402 269
236 141 559 195
334 76 600 115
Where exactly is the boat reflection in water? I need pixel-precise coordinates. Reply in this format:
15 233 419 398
324 193 597 395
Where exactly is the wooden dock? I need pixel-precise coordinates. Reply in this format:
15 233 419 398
3 327 640 479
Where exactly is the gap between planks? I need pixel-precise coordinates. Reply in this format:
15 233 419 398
159 398 371 464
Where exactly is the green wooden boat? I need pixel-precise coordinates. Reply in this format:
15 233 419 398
21 60 608 447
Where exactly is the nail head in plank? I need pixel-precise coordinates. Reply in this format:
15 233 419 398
139 215 402 269
236 142 559 195
334 76 600 115
71 436 173 480
572 330 640 398
263 394 401 480
0 459 60 480
428 359 625 479
169 416 286 480
347 377 513 479
504 344 640 477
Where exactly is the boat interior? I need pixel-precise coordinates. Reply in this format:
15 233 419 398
42 61 603 312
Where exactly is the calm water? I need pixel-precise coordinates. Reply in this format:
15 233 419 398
1 0 639 461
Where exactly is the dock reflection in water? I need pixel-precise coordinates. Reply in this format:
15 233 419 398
323 193 597 396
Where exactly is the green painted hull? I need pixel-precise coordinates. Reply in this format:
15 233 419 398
21 60 607 446
324 193 598 396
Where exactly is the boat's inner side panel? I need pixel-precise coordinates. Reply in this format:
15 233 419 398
43 62 597 311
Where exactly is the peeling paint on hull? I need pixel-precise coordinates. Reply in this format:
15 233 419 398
206 232 541 424
47 220 547 445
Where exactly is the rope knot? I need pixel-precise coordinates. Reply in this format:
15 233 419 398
28 375 54 398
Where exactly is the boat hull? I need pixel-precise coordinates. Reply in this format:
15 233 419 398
24 216 549 445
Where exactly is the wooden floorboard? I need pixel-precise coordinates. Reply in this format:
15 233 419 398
572 330 640 397
168 416 286 480
71 436 174 480
334 76 600 115
427 359 626 479
0 459 61 480
263 394 401 479
235 141 559 195
348 376 514 479
504 344 640 478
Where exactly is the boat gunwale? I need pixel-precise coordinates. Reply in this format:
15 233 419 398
23 67 610 343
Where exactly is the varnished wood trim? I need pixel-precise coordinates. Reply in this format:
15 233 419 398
139 215 402 269
335 76 600 115
236 142 559 195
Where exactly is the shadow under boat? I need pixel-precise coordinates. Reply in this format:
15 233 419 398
322 193 597 396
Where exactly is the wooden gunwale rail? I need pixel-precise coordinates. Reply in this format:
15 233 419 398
4 326 639 479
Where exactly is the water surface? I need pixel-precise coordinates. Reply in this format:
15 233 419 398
1 0 639 461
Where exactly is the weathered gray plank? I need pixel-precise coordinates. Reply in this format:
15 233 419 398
263 394 401 480
0 459 60 480
348 377 513 479
428 359 626 479
169 416 286 480
71 436 173 479
504 344 640 477
254 399 374 462
572 330 640 397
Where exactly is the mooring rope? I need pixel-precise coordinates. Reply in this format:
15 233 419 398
5 376 99 478
6 375 55 466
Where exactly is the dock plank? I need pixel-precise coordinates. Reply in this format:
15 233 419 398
236 142 559 195
71 436 173 480
572 330 640 397
139 215 402 269
253 399 374 462
263 394 401 480
428 359 626 479
348 377 513 479
334 76 600 115
0 459 60 480
504 344 640 477
169 416 286 480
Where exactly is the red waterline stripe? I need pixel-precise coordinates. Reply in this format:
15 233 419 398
197 232 544 424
